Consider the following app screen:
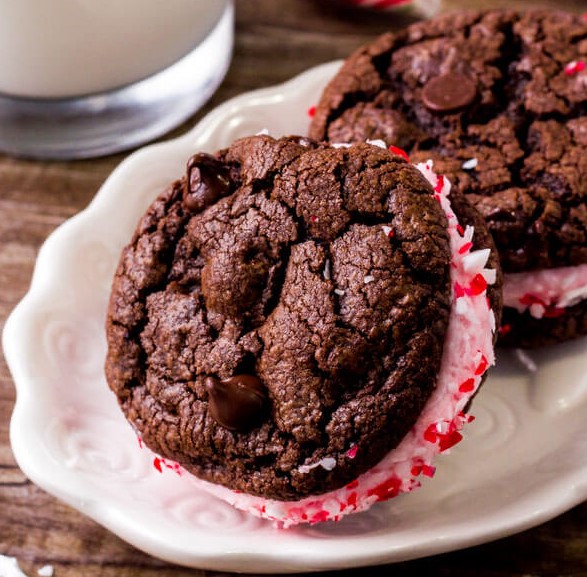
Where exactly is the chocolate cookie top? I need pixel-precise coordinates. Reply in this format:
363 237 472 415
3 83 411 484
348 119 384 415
309 10 587 274
105 135 472 501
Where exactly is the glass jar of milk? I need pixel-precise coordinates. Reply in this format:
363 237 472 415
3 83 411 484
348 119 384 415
0 0 234 159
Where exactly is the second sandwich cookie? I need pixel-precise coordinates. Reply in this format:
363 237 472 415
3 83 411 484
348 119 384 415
310 9 587 347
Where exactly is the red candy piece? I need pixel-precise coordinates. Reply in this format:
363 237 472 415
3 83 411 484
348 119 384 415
310 510 330 524
307 105 317 118
439 430 463 452
424 423 439 443
458 241 473 254
519 293 566 318
474 354 489 376
498 323 512 336
565 60 586 76
543 307 566 318
520 293 543 306
469 273 487 296
367 476 402 502
459 378 475 393
434 174 445 193
454 282 466 298
389 144 410 161
346 492 358 509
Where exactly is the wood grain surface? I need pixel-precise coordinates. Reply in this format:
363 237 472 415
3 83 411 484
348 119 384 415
1 1 586 575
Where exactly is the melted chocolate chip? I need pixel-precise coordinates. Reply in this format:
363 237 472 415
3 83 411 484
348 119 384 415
206 375 267 431
184 153 231 212
421 72 477 113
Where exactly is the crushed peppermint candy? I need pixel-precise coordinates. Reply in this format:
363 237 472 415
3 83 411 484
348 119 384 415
503 264 587 319
307 105 317 118
388 144 410 161
382 225 395 238
37 567 54 577
363 275 375 284
153 456 183 476
323 259 332 281
564 60 586 76
346 445 358 459
461 158 478 170
255 128 270 136
334 288 346 296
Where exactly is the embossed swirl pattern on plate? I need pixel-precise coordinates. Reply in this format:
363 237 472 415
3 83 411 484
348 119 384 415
459 390 519 455
159 485 267 532
42 316 106 381
49 411 151 482
74 240 119 295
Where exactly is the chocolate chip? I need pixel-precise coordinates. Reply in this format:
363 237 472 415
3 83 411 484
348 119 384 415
421 72 477 113
206 375 267 431
184 153 231 212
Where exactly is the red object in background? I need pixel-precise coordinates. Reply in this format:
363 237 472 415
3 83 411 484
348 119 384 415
348 0 413 7
329 0 440 15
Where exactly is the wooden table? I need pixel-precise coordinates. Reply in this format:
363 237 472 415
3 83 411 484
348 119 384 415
1 0 586 575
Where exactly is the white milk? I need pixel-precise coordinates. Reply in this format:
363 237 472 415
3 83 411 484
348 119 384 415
0 0 229 98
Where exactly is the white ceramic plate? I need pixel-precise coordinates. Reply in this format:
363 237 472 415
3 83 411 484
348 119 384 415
4 61 587 573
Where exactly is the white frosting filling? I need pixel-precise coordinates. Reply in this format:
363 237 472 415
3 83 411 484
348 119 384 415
503 264 587 319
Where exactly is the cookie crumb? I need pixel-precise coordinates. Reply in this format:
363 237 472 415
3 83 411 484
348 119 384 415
461 158 478 170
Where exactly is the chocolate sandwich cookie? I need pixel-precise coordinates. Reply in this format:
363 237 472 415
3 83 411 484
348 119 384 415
105 135 500 526
309 9 587 348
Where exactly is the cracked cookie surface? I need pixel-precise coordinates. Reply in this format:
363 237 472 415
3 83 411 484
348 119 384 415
310 10 587 275
105 135 497 501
